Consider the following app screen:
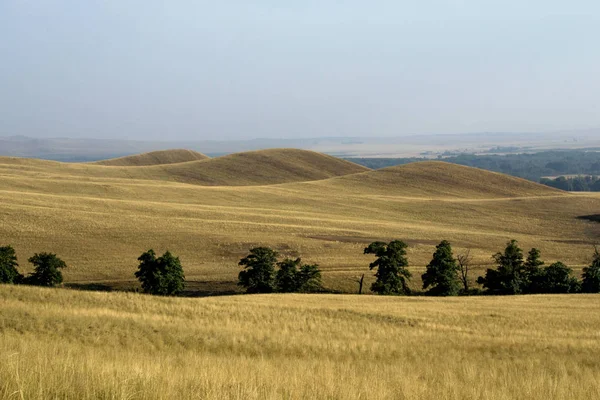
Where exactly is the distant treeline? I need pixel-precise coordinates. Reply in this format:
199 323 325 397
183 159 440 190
347 149 600 191
4 240 600 297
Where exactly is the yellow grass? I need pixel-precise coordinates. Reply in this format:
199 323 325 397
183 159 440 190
1 285 599 399
92 149 209 166
0 151 599 292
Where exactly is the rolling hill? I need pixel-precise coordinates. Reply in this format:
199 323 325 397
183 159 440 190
0 148 370 186
0 149 599 294
307 161 563 198
92 149 210 166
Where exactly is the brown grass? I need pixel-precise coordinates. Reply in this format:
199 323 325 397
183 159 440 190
1 285 600 399
92 149 210 166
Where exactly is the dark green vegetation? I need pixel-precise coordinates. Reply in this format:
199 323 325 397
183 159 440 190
0 245 21 284
363 240 411 295
421 241 461 296
3 242 599 297
347 149 600 191
238 247 323 294
135 250 185 295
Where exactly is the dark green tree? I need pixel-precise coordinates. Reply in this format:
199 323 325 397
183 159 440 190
134 249 185 295
364 240 411 295
275 258 323 293
296 263 322 292
534 262 580 294
0 245 22 284
582 247 600 293
477 240 525 294
422 240 460 296
26 253 67 287
275 258 301 293
238 247 278 293
524 248 545 293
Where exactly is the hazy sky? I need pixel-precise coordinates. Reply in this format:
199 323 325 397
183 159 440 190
1 1 599 140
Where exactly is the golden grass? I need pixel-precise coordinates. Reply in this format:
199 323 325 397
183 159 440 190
92 149 210 166
1 285 600 399
0 152 599 292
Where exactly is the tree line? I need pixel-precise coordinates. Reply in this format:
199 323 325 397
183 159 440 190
2 240 600 296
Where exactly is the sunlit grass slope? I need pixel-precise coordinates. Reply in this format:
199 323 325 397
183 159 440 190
0 152 599 292
311 161 562 198
1 285 599 399
0 148 369 186
92 149 210 166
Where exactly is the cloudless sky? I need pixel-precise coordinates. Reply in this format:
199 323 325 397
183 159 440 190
0 1 599 140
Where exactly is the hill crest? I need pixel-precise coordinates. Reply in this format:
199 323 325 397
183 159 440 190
92 149 209 166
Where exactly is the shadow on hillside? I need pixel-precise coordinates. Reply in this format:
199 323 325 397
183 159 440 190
65 282 114 292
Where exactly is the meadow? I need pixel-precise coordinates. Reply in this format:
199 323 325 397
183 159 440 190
1 149 599 293
1 285 600 399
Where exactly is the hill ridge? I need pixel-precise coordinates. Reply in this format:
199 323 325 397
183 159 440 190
92 149 210 166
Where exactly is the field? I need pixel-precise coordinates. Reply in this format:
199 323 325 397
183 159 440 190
1 148 600 293
1 285 600 399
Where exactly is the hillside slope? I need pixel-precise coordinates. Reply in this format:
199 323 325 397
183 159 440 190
92 149 209 166
307 161 563 198
0 149 370 186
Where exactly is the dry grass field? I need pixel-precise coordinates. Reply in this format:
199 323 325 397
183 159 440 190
1 285 600 399
0 149 599 293
92 149 209 166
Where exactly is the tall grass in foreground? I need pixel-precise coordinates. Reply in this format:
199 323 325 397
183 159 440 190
1 285 600 399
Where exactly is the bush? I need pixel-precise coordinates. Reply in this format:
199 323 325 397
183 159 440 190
0 245 22 284
25 253 67 287
531 262 580 294
135 249 185 295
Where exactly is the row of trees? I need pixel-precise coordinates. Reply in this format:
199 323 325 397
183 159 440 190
364 239 600 296
0 245 67 287
3 241 600 297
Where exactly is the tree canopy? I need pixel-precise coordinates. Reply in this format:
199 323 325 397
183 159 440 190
364 240 411 295
238 247 278 293
422 240 460 296
0 245 22 284
26 253 67 287
134 249 185 295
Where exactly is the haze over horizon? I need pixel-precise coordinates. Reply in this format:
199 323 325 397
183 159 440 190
1 1 599 141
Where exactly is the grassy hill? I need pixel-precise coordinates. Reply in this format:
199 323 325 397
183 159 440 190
92 149 210 166
0 148 369 186
0 150 599 292
2 285 599 399
308 161 562 198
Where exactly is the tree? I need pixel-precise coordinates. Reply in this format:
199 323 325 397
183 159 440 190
364 240 411 295
0 245 22 284
422 240 460 296
134 249 185 295
456 249 472 293
524 248 545 293
477 240 525 294
238 247 278 293
26 253 66 287
296 262 322 292
582 246 600 293
275 258 301 293
534 262 580 294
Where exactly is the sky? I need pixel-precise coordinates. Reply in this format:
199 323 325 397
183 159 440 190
0 1 599 140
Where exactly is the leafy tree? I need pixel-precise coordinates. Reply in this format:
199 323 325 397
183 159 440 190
364 240 411 295
275 258 323 293
26 253 67 287
533 262 580 294
582 247 600 293
238 247 278 293
275 258 301 292
477 240 525 294
524 248 545 293
296 263 322 292
422 240 460 296
0 245 22 284
135 249 185 295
